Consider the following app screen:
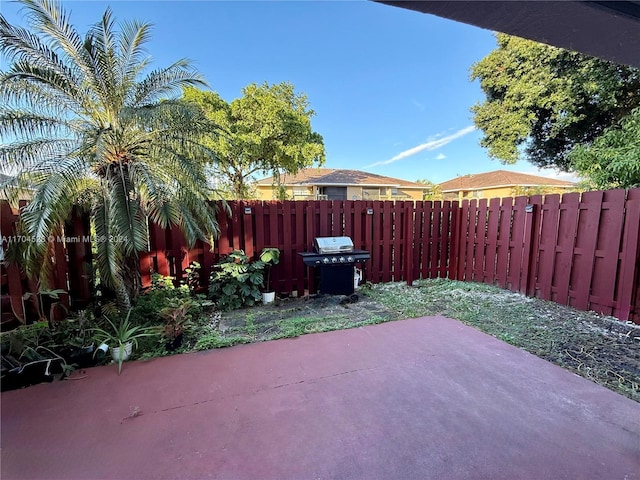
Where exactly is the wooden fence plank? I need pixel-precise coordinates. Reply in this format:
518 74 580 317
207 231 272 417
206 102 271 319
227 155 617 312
552 193 580 305
243 201 255 258
585 190 625 315
507 197 527 291
282 201 293 294
344 200 353 239
569 191 603 310
627 189 640 323
393 201 403 281
431 201 442 279
422 201 432 279
524 195 543 296
465 200 477 282
615 198 640 321
412 201 424 280
404 203 414 285
363 201 373 284
495 197 512 289
319 201 329 236
332 201 343 236
447 201 460 280
456 200 469 281
381 202 392 282
305 204 316 293
294 201 305 296
254 202 265 258
473 199 487 282
352 201 363 250
439 201 452 279
484 197 501 285
535 195 560 300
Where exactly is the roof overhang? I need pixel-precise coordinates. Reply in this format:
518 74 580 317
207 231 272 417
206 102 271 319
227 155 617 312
378 1 640 67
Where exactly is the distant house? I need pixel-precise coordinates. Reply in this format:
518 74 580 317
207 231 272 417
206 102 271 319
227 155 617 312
255 168 426 201
438 170 577 201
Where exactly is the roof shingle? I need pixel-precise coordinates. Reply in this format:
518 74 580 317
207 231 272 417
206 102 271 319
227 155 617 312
438 170 575 191
256 168 425 188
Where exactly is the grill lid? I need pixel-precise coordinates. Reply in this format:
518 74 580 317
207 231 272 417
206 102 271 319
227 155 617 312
313 236 354 254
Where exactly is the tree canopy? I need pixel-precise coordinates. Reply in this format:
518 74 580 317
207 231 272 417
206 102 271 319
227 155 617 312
470 33 640 172
182 83 325 199
0 0 220 307
568 108 640 189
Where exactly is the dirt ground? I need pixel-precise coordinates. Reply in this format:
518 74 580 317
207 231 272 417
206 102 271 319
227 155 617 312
218 291 397 333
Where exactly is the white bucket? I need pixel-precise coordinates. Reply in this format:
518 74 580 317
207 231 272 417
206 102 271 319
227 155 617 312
111 342 133 362
262 291 276 305
354 267 362 289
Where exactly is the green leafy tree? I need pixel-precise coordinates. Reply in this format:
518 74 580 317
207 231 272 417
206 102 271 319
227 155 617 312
183 83 325 199
568 108 640 189
470 33 640 171
0 0 221 308
416 179 442 201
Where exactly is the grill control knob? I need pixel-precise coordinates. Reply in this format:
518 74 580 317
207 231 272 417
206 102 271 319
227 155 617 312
331 257 338 263
347 256 354 262
339 257 345 263
323 257 330 264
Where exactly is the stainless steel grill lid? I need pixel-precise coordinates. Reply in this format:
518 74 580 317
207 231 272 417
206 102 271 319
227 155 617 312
313 236 354 254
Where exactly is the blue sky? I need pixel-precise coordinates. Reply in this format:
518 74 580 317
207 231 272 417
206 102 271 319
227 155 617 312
1 0 577 184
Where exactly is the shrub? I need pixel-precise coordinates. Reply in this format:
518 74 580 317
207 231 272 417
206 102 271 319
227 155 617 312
208 250 264 311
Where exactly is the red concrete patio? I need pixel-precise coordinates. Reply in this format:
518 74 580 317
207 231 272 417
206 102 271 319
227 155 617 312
1 316 639 480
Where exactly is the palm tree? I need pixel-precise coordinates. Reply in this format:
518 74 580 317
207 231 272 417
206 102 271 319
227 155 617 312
0 0 221 309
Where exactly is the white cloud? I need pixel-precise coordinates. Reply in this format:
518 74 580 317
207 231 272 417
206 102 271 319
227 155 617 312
366 126 475 168
435 153 447 160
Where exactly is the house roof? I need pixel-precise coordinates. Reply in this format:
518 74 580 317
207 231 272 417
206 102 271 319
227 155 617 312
438 170 576 192
256 169 425 189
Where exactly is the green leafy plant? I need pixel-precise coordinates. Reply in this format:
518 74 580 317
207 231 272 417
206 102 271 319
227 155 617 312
259 248 280 293
91 310 159 374
182 262 202 293
208 250 265 311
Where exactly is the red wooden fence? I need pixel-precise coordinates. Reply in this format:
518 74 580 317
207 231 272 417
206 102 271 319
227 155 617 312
2 189 639 326
453 188 640 322
138 200 454 296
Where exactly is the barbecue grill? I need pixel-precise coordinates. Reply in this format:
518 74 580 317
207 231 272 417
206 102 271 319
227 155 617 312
299 236 370 296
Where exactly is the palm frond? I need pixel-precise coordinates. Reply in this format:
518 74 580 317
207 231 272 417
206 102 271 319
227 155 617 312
92 189 122 290
17 0 94 80
0 137 78 172
133 60 207 106
118 19 151 86
107 164 147 255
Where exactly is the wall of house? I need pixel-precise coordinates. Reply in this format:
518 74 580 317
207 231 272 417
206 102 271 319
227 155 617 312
255 185 425 201
255 185 276 200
